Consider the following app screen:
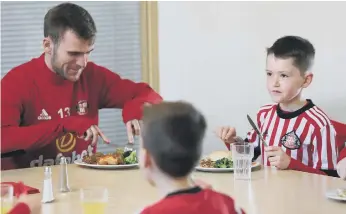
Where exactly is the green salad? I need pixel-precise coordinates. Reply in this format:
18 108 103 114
214 157 233 168
124 150 138 164
115 148 138 164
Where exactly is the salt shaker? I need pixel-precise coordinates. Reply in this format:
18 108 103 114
59 157 71 192
41 166 55 203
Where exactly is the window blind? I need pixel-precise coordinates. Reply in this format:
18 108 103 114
1 1 142 153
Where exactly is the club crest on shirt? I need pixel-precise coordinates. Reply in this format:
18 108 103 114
76 100 88 115
281 130 301 150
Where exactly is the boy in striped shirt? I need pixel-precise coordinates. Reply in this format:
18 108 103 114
218 36 338 176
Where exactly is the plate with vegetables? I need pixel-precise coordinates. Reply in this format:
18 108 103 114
74 148 139 169
325 188 346 201
195 150 260 172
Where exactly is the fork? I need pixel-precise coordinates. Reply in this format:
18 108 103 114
124 143 134 152
124 135 137 152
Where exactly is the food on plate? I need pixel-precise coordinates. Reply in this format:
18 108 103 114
97 153 124 165
82 148 138 165
337 188 346 198
124 149 138 164
199 151 233 168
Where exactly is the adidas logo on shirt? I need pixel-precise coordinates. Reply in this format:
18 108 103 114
38 109 52 120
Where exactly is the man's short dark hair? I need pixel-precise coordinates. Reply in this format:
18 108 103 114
44 3 97 44
267 35 315 73
142 101 206 178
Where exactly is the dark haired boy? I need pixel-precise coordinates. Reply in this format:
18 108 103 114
217 36 338 176
139 101 245 214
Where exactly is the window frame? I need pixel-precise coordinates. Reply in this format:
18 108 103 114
140 1 160 93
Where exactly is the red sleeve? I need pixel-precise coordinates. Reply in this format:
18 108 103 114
7 203 30 214
332 120 346 139
1 116 94 153
288 158 327 175
332 120 346 153
338 147 346 162
93 64 163 123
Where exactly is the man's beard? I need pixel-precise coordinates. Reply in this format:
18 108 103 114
51 50 65 78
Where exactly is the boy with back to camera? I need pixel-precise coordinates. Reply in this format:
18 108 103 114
217 36 338 176
139 101 245 214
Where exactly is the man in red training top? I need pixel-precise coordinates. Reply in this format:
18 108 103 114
217 36 338 177
138 101 245 214
1 2 162 170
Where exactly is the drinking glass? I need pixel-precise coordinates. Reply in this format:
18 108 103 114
80 187 108 214
1 184 14 214
232 143 254 180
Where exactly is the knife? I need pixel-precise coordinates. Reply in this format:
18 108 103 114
246 114 268 147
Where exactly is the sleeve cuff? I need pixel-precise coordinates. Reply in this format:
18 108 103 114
338 148 346 162
8 203 31 214
122 94 163 123
288 158 326 175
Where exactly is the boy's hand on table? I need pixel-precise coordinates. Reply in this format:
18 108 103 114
265 146 291 169
337 158 346 180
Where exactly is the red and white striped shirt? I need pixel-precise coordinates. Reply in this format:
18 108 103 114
247 100 338 171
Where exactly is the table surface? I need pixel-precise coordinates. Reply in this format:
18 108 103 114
1 164 345 214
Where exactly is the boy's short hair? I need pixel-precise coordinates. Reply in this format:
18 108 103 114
142 101 206 178
267 35 315 73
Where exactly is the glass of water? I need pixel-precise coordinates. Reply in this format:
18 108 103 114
232 143 254 180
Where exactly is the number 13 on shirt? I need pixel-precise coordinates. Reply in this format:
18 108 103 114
58 107 71 118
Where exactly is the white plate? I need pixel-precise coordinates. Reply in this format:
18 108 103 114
325 189 346 201
195 162 260 172
74 159 139 169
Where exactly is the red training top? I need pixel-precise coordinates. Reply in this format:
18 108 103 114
1 54 162 170
140 187 246 214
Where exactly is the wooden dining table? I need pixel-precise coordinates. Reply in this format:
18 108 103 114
2 164 345 214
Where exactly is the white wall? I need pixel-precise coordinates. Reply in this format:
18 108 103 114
158 1 346 154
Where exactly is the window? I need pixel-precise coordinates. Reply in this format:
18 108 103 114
0 1 159 153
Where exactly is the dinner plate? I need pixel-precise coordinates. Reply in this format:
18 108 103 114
74 159 139 169
195 162 260 172
325 189 346 201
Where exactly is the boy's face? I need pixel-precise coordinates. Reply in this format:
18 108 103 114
265 54 312 104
